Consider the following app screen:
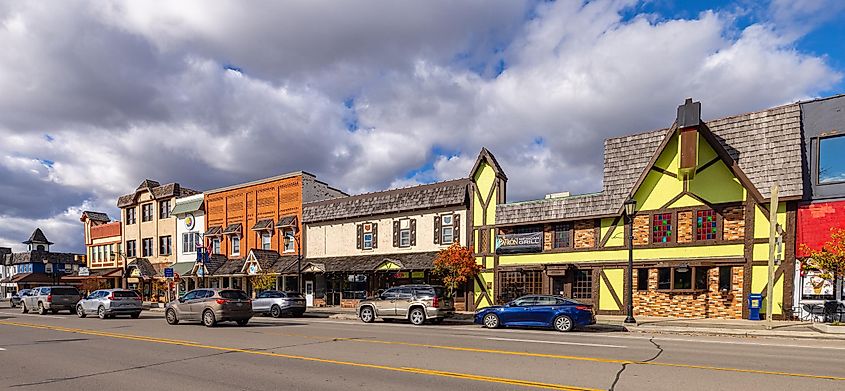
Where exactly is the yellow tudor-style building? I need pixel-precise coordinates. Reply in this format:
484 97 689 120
470 99 802 319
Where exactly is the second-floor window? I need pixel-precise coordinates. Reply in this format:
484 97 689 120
652 213 673 243
696 209 718 241
231 236 240 256
182 232 198 254
159 236 172 256
283 230 295 253
126 240 136 258
125 208 136 225
357 223 377 250
142 238 153 257
399 219 411 247
159 200 171 219
212 237 221 255
441 214 454 244
553 223 571 248
142 203 153 222
261 232 272 250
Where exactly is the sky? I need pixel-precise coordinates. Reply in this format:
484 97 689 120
1 0 843 253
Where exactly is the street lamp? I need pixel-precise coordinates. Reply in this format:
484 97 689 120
623 198 637 324
284 227 302 293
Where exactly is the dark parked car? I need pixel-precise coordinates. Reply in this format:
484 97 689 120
21 286 82 315
165 288 252 327
10 289 31 308
474 295 595 332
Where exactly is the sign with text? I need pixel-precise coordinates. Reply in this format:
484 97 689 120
495 232 543 254
164 268 174 278
78 267 90 277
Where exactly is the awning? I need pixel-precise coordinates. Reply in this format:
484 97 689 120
169 262 194 277
11 273 54 283
63 267 123 279
171 198 203 215
223 223 242 236
205 226 223 237
276 216 298 228
251 219 274 231
126 258 158 278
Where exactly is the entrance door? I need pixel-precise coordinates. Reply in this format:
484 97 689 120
305 280 314 307
552 277 566 297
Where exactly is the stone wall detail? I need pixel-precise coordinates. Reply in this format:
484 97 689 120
677 211 693 243
633 215 650 245
574 220 595 248
722 206 745 241
632 266 743 319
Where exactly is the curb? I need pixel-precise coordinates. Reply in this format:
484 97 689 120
626 325 845 340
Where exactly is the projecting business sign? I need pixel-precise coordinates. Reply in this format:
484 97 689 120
495 232 543 254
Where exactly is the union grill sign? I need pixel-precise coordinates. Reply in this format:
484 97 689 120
495 232 543 254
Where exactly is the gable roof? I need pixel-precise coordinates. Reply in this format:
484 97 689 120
497 101 803 225
303 178 470 223
117 180 200 208
471 147 507 180
80 211 110 223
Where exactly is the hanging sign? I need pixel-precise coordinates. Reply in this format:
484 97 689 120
78 267 90 277
495 232 543 254
411 271 425 279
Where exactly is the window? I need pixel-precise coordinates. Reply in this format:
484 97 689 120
261 232 272 250
126 240 137 258
159 236 172 256
696 210 718 241
514 225 542 234
125 208 136 224
652 213 673 243
399 219 411 247
673 267 691 290
637 269 649 290
657 268 671 290
363 233 374 250
512 296 536 306
718 266 732 291
819 135 845 184
553 224 571 248
159 200 171 219
212 237 221 255
182 233 197 254
142 238 153 257
283 230 294 253
441 214 454 244
534 296 557 306
231 236 240 256
358 223 377 250
141 203 153 222
572 270 593 299
498 270 544 303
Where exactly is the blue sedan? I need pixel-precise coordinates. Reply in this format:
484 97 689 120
474 295 595 332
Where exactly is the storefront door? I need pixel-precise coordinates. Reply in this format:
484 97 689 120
305 280 314 306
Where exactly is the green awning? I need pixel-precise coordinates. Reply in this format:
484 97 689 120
169 262 195 277
171 198 203 215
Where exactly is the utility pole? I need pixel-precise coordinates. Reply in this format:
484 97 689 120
766 185 779 330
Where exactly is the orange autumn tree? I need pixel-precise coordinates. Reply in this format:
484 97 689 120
433 243 480 297
801 227 845 300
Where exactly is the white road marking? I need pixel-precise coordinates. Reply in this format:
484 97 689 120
0 347 6 351
485 337 626 348
0 310 65 319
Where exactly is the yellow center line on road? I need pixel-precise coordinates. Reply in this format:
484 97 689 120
251 329 845 382
0 320 595 391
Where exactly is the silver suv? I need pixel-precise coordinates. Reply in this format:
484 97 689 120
252 290 306 318
357 285 454 325
76 289 143 319
21 286 81 315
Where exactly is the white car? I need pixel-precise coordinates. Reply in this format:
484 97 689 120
76 289 143 319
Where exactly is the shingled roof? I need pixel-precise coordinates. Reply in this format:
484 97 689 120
117 179 200 208
23 228 53 245
497 102 804 225
303 179 470 223
81 211 110 223
304 252 438 272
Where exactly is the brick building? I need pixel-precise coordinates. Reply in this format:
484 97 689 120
79 211 124 289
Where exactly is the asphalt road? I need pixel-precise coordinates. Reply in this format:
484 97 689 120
1 304 844 391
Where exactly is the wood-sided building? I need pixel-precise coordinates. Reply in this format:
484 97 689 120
473 99 804 319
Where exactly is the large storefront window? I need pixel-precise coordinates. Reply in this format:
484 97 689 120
819 135 845 184
572 270 592 299
498 270 543 303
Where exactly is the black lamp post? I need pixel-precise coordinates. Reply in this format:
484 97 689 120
623 198 637 324
285 227 302 293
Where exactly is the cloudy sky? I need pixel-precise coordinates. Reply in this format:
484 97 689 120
1 0 843 253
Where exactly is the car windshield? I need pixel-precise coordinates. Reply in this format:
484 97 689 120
219 290 249 300
113 291 140 298
51 287 80 296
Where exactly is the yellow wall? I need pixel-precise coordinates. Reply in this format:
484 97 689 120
668 194 704 209
599 269 623 311
751 265 783 315
754 203 787 239
475 271 494 309
600 218 625 247
499 244 744 265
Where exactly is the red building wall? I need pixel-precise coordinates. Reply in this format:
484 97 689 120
797 200 845 257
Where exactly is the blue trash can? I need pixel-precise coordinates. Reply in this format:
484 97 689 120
748 293 762 320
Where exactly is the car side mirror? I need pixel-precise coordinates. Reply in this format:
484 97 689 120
504 302 513 307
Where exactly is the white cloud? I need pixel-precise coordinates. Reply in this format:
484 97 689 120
0 0 841 251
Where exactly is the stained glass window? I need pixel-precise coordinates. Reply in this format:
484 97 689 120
652 213 673 243
696 210 718 241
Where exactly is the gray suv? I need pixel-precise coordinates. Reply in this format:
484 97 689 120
76 289 143 319
21 286 81 314
357 285 454 325
252 290 306 318
165 288 252 327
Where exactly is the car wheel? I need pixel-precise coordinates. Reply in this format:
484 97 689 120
359 306 375 323
202 310 217 327
77 305 86 318
409 308 426 326
21 302 28 314
98 306 107 319
483 313 500 329
38 302 47 315
270 305 282 318
130 312 141 319
236 319 249 326
165 309 179 325
554 315 574 332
